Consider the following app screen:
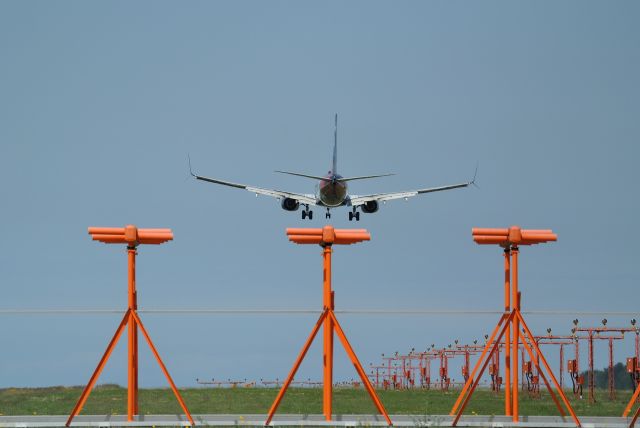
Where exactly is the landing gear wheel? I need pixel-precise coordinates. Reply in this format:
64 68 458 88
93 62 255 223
308 210 313 220
302 210 307 220
355 212 360 221
348 212 354 221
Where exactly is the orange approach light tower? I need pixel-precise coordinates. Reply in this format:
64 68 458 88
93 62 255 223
265 225 392 426
450 226 581 427
66 225 194 426
623 345 640 427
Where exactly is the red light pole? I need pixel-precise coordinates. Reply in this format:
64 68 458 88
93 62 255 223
377 343 483 391
572 319 634 403
531 329 578 392
264 226 392 426
453 341 484 386
416 349 436 389
381 353 401 389
369 363 387 388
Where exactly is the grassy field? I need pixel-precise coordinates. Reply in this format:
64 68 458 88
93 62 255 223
0 385 638 417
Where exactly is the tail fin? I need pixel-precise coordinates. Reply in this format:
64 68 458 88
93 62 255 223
332 113 338 174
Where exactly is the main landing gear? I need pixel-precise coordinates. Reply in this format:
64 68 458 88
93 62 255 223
348 207 360 222
326 208 331 219
301 205 313 220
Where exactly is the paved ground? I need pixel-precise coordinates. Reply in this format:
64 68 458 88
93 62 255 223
0 414 634 427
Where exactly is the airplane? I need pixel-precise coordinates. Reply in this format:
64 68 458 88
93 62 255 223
189 115 476 221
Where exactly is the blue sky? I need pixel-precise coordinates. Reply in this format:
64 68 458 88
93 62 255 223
0 1 639 389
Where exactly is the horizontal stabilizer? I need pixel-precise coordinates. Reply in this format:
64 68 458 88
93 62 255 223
275 170 329 181
336 173 395 182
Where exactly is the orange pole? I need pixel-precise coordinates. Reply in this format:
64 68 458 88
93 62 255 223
66 310 131 426
624 383 640 417
323 245 334 420
329 311 392 425
450 313 509 415
504 248 512 416
517 312 581 427
127 246 138 421
511 246 519 423
265 310 329 426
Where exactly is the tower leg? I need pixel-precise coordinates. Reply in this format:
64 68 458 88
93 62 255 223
127 246 139 420
265 310 328 426
452 310 516 427
128 311 138 421
518 331 565 417
451 312 509 416
323 307 334 420
623 381 640 417
66 310 131 426
504 248 512 416
629 405 640 428
133 323 138 414
323 244 334 421
517 312 581 427
329 311 392 425
511 248 519 422
130 311 195 426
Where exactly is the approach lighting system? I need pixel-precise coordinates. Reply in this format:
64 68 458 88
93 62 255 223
450 226 581 428
265 225 391 426
88 225 173 245
66 225 194 426
286 227 370 245
472 227 557 246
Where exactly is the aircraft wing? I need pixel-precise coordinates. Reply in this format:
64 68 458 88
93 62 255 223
349 181 472 206
192 172 318 206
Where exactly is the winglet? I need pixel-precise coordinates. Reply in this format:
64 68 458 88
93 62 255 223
188 154 196 178
469 162 479 189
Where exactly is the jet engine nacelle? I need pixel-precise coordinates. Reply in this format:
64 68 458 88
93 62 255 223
361 200 379 214
281 197 300 211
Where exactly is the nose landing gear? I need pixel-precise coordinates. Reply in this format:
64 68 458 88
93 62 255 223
348 207 360 222
325 208 331 219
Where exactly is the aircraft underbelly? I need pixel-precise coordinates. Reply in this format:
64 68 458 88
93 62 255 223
319 181 347 207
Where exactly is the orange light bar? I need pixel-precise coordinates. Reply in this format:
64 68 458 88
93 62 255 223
286 225 370 246
88 225 173 246
472 225 557 247
471 228 509 236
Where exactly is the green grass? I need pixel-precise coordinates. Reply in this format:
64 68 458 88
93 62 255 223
0 385 638 417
